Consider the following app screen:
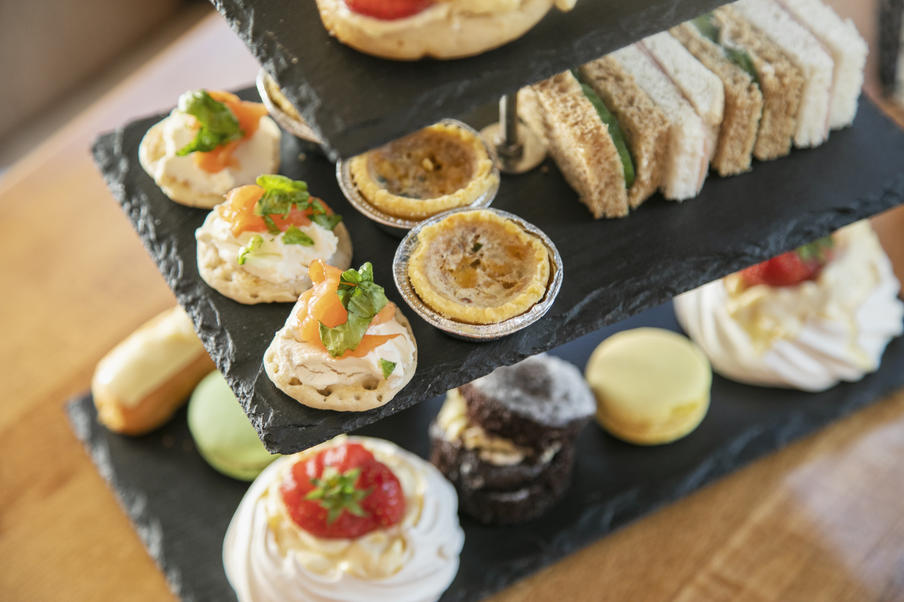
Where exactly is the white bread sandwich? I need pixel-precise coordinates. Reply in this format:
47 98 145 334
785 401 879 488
610 44 713 201
711 6 805 160
315 0 577 60
774 0 867 129
731 0 835 148
671 18 764 175
520 65 667 218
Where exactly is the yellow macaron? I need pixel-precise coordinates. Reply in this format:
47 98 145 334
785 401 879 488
585 328 712 445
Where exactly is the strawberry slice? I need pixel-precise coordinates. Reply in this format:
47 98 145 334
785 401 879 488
280 441 405 539
739 236 835 288
345 0 434 20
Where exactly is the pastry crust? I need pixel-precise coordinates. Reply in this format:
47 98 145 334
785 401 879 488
315 0 563 60
138 117 281 209
349 122 497 220
196 221 353 305
264 312 417 412
408 210 550 324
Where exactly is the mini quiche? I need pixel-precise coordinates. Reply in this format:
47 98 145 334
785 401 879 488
196 176 352 304
408 209 551 324
265 260 417 411
349 121 498 220
139 89 281 208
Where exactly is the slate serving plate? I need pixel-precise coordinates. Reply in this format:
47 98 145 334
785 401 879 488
210 0 732 159
91 89 904 453
67 301 904 602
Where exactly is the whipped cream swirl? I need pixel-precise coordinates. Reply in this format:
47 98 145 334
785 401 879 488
223 436 464 602
674 222 903 391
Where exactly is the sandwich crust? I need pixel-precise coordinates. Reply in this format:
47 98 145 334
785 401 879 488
529 72 630 218
263 311 417 412
670 24 764 176
579 56 669 208
716 6 805 160
315 0 561 60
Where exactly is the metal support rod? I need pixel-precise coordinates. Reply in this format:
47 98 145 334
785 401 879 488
497 94 524 164
480 93 546 174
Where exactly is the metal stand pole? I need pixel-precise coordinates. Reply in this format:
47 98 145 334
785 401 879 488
480 93 546 174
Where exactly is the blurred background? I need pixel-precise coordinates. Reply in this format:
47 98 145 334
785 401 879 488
0 0 256 173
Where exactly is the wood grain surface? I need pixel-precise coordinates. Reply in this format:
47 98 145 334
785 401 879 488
1 2 903 601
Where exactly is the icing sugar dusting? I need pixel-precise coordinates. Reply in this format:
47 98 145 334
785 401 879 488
469 354 595 426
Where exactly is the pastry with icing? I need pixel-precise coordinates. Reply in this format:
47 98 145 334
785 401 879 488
430 354 594 524
196 176 352 304
265 260 417 411
139 89 281 208
674 221 904 392
315 0 578 60
224 435 464 602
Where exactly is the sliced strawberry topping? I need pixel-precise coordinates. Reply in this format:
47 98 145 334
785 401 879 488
280 441 405 539
345 0 434 20
739 236 835 288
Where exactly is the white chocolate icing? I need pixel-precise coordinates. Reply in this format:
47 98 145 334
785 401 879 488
92 306 203 407
674 222 903 391
223 436 464 602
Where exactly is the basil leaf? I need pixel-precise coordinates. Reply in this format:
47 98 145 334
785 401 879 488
254 175 310 217
380 359 396 379
282 226 314 246
262 215 281 235
176 90 242 155
572 71 636 189
319 262 390 357
724 46 761 88
237 234 264 265
319 314 373 358
692 13 720 43
311 212 343 231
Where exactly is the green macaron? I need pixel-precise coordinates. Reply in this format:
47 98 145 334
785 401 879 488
188 371 278 481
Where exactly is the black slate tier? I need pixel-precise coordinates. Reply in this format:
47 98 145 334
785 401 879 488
210 0 730 159
91 89 904 453
67 301 904 602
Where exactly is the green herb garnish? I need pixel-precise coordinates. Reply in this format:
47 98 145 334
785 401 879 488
380 359 396 379
176 90 243 155
305 467 370 524
237 234 264 265
282 225 315 246
572 70 635 189
796 236 834 262
692 13 720 43
262 215 281 235
319 262 389 358
692 13 760 86
253 175 343 231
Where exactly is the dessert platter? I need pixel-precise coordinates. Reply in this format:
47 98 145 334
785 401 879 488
68 297 904 601
93 85 904 451
78 0 904 599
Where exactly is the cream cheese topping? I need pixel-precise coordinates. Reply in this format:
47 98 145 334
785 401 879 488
149 110 280 199
223 436 464 602
269 312 416 392
92 306 203 407
196 207 340 286
674 222 904 391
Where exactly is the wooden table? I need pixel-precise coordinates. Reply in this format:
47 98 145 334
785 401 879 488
2 2 903 600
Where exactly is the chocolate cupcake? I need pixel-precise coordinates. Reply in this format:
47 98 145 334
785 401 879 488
429 354 594 525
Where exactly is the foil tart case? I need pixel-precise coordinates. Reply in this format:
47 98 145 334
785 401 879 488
393 207 564 341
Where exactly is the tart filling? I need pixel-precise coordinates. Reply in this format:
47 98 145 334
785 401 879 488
349 122 497 220
408 210 551 324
